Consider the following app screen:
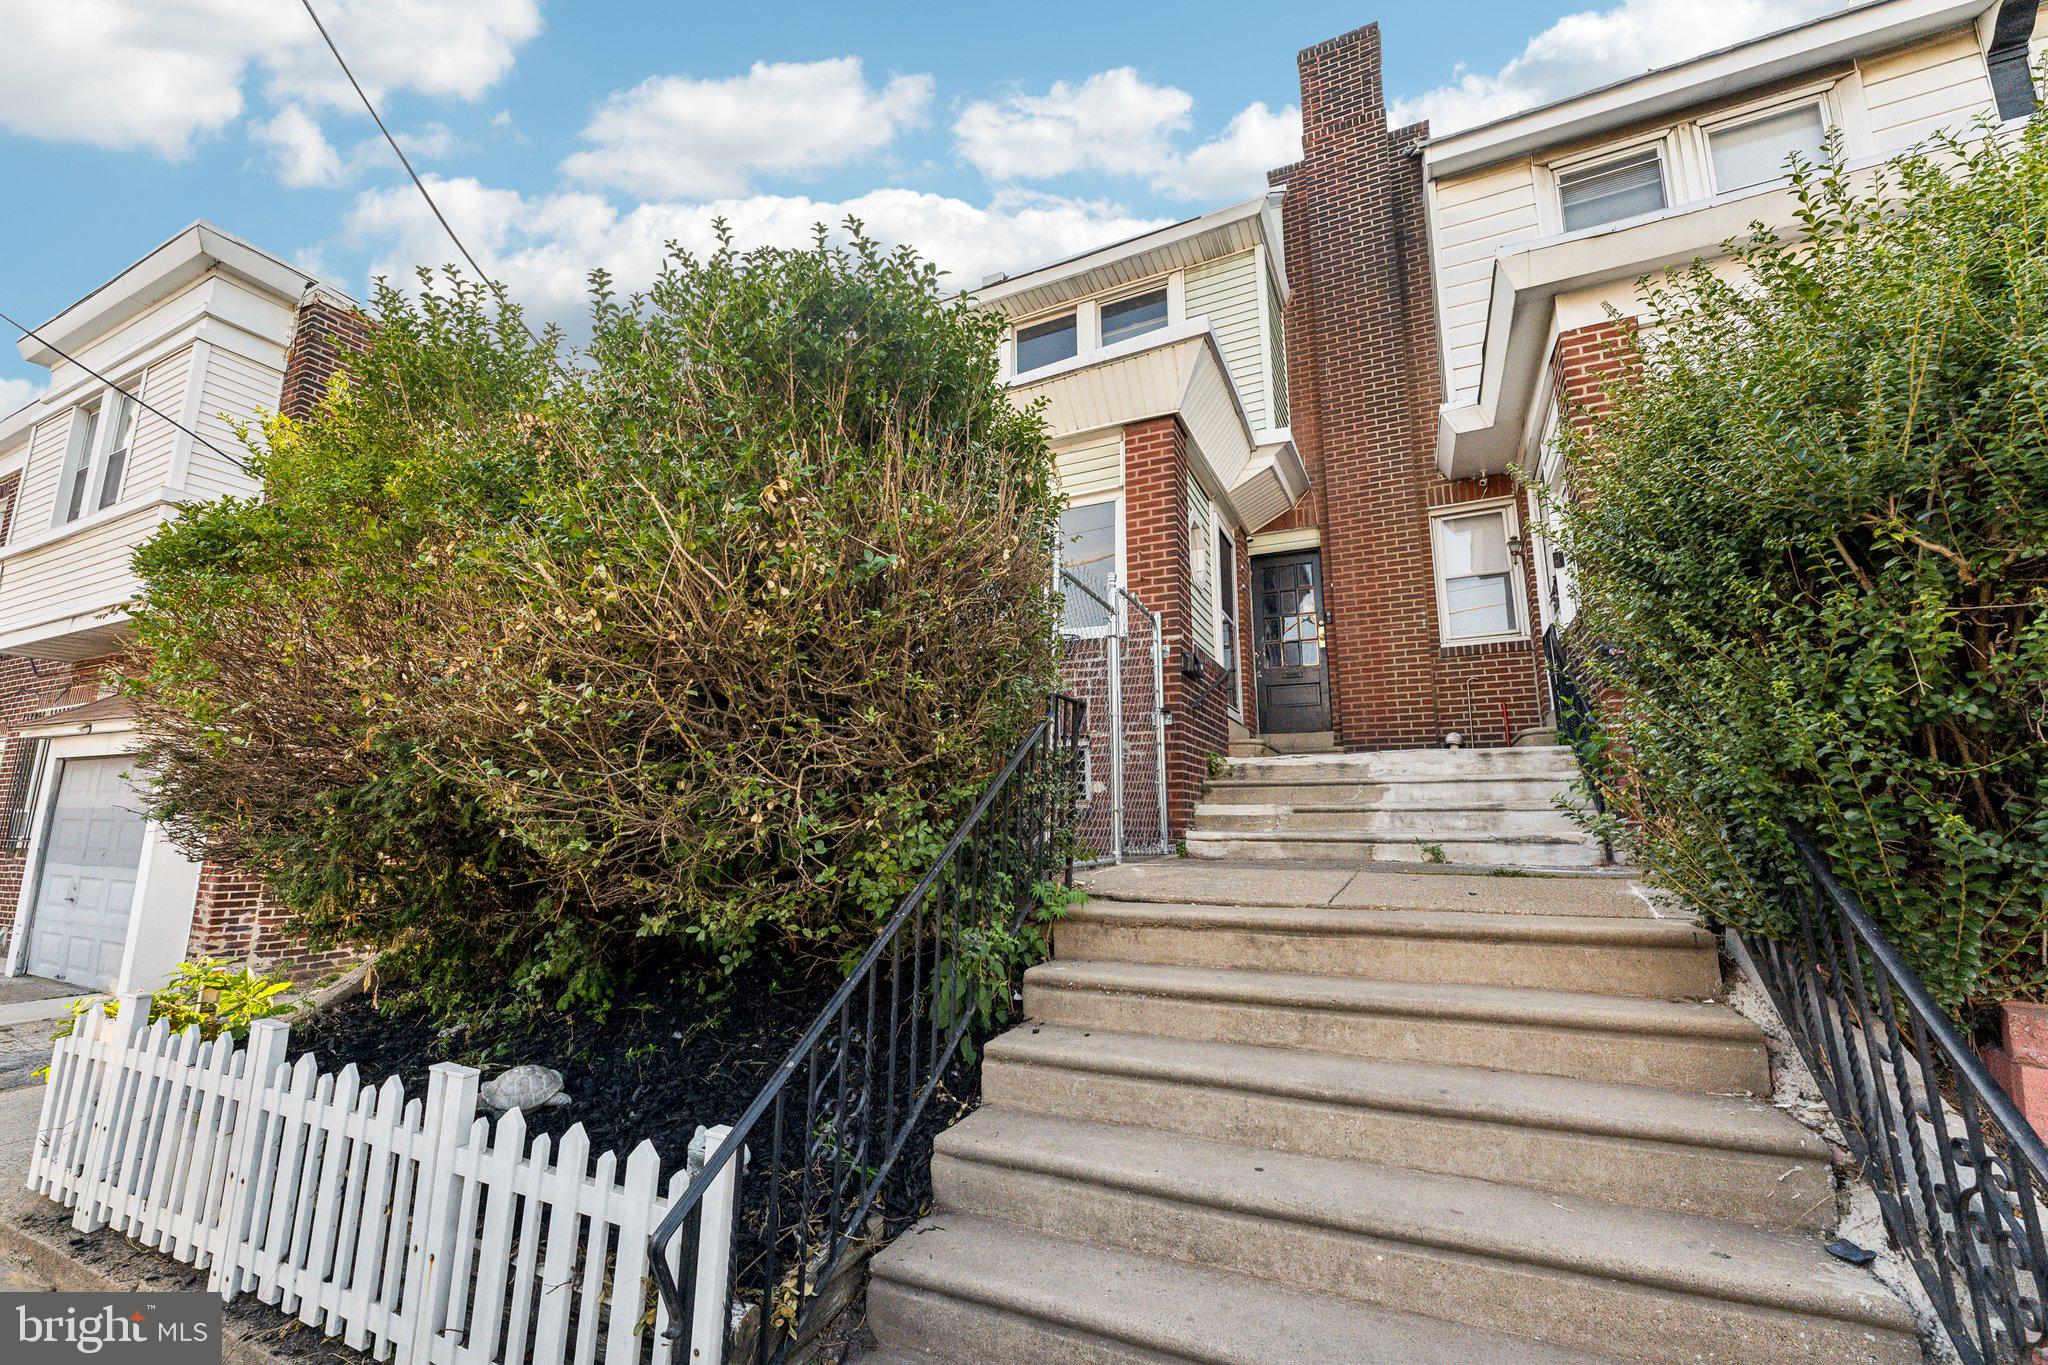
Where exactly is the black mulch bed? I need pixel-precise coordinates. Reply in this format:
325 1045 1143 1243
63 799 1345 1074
291 961 847 1169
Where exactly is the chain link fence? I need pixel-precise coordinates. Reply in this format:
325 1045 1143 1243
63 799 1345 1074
1057 569 1168 866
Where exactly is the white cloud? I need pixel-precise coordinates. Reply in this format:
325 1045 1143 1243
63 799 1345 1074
561 58 934 198
0 377 46 418
955 68 1193 182
1164 102 1301 202
1391 0 1846 134
0 0 540 159
344 175 1168 324
252 105 347 188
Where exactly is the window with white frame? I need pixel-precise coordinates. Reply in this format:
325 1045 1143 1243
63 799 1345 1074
1015 312 1078 374
1557 147 1667 232
1215 525 1237 675
1707 102 1827 193
1056 496 1119 630
51 382 144 528
1099 287 1168 348
1432 502 1523 643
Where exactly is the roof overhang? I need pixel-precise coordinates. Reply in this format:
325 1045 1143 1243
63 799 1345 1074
19 222 329 367
1434 141 1969 479
1424 0 1998 179
968 192 1290 321
1009 319 1307 528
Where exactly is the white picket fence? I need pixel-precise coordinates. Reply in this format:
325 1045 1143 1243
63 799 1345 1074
26 992 742 1365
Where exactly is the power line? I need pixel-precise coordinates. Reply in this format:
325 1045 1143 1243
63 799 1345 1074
296 0 556 360
0 304 254 475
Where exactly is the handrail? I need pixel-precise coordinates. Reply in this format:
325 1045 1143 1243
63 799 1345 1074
1741 829 2048 1364
648 694 1086 1362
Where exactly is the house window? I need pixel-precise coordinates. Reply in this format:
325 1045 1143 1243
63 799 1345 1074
52 381 145 528
1016 313 1078 374
95 392 135 511
56 404 101 526
1557 148 1667 232
1057 497 1118 629
1709 103 1826 193
1100 287 1168 348
1433 503 1522 643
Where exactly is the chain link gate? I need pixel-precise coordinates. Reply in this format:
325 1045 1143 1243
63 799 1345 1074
1057 569 1169 865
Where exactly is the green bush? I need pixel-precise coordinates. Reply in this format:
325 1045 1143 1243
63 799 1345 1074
1554 123 2048 1014
127 227 1062 1022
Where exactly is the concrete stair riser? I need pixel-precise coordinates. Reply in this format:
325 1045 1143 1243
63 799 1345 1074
1186 830 1611 869
932 1155 1909 1365
865 1215 1612 1365
1080 863 1657 917
1223 746 1582 780
980 1046 1833 1231
1193 804 1588 836
1209 775 1583 807
1054 907 1722 999
1024 967 1771 1093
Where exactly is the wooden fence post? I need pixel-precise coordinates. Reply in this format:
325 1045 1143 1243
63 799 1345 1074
405 1061 480 1362
689 1124 742 1365
208 1017 290 1298
73 992 150 1233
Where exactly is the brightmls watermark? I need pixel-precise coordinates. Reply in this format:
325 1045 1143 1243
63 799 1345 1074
2 1293 219 1363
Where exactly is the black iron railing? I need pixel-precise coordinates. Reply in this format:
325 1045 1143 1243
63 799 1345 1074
648 695 1086 1362
1741 831 2048 1364
1542 623 1606 814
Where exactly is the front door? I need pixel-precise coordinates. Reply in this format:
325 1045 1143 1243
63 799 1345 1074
1253 552 1331 733
26 756 146 990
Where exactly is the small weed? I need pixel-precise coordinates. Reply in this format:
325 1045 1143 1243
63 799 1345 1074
1419 843 1447 864
1487 866 1528 877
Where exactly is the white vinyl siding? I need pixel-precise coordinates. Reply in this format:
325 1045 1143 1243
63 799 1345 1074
0 505 170 645
1430 164 1545 406
1860 31 1998 151
1054 437 1123 503
182 345 274 502
1264 276 1289 428
1184 251 1270 428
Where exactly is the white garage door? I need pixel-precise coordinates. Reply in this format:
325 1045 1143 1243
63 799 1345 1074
26 756 147 991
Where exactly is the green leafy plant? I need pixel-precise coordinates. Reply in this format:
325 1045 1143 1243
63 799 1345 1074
1553 120 2048 1013
1420 843 1448 865
41 959 298 1079
125 225 1063 1023
931 879 1080 1060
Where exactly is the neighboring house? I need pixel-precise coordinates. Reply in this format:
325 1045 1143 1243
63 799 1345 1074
971 197 1305 831
0 223 361 993
994 0 2045 837
1422 0 2043 637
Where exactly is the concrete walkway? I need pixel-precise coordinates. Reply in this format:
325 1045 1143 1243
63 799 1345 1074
0 1082 52 1289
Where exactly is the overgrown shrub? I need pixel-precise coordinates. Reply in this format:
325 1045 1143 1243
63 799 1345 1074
1555 124 2048 1013
128 228 1062 1021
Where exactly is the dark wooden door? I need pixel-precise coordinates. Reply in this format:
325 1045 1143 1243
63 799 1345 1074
1253 552 1331 733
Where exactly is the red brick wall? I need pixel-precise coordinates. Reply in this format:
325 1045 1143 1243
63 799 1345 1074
1553 319 1639 429
1276 22 1546 750
279 291 371 423
187 862 353 978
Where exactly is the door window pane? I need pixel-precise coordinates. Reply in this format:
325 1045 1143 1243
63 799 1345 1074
1558 149 1666 231
1016 313 1078 373
1710 104 1826 192
1101 288 1168 347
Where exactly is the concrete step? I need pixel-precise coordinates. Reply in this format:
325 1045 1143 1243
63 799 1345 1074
1208 772 1581 807
1186 827 1610 869
1024 960 1770 1093
982 1026 1832 1230
1079 861 1658 917
932 1111 1918 1365
1223 745 1582 783
1191 802 1588 836
1056 899 1721 998
865 1213 1609 1364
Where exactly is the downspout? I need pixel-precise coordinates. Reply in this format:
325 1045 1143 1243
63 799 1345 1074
1987 0 2042 122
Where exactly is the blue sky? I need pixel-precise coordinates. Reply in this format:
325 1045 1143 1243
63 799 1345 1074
0 0 1845 406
